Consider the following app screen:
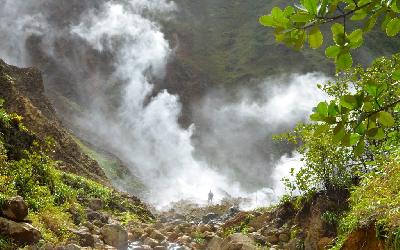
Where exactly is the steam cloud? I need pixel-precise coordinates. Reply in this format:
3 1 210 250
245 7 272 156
0 0 329 208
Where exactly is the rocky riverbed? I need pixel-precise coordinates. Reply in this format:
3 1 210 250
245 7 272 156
1 192 345 249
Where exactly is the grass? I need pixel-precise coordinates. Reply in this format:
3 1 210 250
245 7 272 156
332 154 400 249
72 136 146 194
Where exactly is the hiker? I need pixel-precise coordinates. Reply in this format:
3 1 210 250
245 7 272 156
208 190 214 204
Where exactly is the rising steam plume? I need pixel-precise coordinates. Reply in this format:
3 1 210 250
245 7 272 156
0 0 329 208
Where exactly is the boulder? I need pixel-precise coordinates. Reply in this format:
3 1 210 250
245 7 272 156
87 209 109 223
208 236 224 250
0 217 41 244
221 233 257 250
266 235 279 245
248 213 269 230
70 228 95 247
202 213 219 224
166 231 179 241
150 230 165 241
143 237 159 248
279 233 290 242
2 196 28 222
88 198 104 211
248 232 267 245
222 212 250 230
101 224 128 249
197 224 212 233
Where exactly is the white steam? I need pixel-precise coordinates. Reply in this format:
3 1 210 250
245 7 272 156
0 0 329 208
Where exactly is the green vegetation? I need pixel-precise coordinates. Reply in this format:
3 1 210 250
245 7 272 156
0 101 152 247
73 136 146 195
262 0 400 248
222 214 255 238
260 0 400 71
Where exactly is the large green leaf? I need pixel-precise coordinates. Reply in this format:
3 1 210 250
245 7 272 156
291 13 314 23
386 17 400 36
302 0 318 14
309 26 323 49
333 122 345 142
391 0 400 13
340 95 358 109
328 102 339 116
336 52 353 70
325 45 341 58
351 9 368 21
332 23 345 45
341 133 351 146
354 139 365 157
349 133 361 146
259 15 275 27
378 111 395 127
348 29 363 48
316 102 329 116
363 81 378 96
367 127 385 140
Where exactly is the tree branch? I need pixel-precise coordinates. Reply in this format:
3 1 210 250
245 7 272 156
302 2 372 30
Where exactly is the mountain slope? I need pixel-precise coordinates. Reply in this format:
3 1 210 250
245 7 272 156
0 59 107 183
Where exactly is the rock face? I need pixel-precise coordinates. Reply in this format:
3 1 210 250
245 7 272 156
0 217 41 244
1 196 28 222
100 224 128 249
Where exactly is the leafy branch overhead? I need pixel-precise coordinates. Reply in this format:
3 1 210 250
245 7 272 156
259 0 400 71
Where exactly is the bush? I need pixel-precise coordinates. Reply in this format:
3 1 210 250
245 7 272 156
276 54 400 195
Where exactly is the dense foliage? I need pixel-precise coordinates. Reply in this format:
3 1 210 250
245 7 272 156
260 0 400 248
276 54 400 194
260 0 400 71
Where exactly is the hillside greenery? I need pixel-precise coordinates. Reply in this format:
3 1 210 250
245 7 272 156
0 101 152 248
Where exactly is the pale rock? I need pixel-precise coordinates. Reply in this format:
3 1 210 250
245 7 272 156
100 224 128 249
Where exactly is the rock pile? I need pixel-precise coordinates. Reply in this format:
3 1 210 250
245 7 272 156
0 196 41 244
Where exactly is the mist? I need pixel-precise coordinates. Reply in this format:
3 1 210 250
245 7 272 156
0 0 330 208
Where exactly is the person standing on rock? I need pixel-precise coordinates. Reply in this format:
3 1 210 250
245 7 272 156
208 190 214 204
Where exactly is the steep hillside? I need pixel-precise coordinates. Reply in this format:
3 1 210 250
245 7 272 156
0 59 107 183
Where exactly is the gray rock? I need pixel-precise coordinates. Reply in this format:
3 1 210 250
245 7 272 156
202 213 219 224
88 198 104 211
2 196 28 222
101 224 128 249
0 217 41 244
87 209 109 223
143 237 159 247
71 228 95 247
